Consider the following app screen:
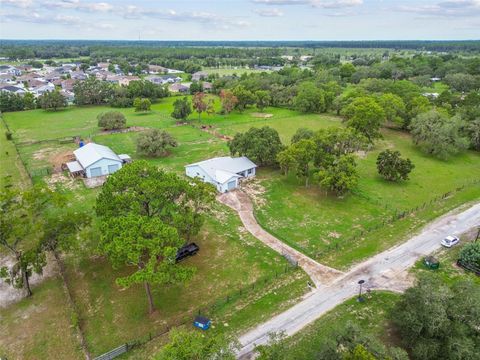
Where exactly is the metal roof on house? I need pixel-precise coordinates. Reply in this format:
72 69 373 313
74 143 122 169
66 160 83 173
186 156 257 184
118 154 131 160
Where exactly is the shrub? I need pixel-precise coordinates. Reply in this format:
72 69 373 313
376 150 414 181
136 129 177 157
459 242 480 267
97 111 127 130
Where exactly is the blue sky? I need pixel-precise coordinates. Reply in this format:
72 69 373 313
0 0 479 40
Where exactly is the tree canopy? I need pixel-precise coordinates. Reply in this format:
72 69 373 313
171 97 192 121
342 96 385 143
228 126 284 166
410 109 468 159
136 129 177 157
37 90 67 111
97 111 127 130
96 161 215 313
392 275 480 360
376 150 414 182
154 329 238 360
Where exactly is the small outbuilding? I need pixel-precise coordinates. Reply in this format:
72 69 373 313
185 156 257 193
66 143 130 178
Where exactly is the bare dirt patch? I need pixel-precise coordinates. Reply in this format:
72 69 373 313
51 150 76 172
98 126 147 136
33 147 75 172
251 113 273 119
0 253 58 308
241 178 267 207
45 173 80 191
199 125 232 141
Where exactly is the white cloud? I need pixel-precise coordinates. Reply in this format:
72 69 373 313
42 0 114 12
0 0 33 8
254 7 284 16
397 0 480 17
252 0 309 4
252 0 362 7
312 0 363 9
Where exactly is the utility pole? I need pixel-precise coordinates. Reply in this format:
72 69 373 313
475 227 480 243
357 279 365 302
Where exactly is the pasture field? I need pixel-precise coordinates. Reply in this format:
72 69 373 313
253 129 480 268
2 97 480 357
0 115 30 189
4 100 480 269
2 100 312 359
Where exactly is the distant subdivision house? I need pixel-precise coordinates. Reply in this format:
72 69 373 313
185 156 257 193
66 143 131 178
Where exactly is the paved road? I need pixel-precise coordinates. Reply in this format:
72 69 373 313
236 202 480 359
217 190 344 287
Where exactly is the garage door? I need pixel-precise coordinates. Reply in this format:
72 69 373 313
227 180 236 190
108 164 119 174
90 167 102 177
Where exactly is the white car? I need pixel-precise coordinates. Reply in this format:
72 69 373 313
441 235 460 248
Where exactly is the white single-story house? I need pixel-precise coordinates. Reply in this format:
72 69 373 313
185 156 257 193
66 143 131 178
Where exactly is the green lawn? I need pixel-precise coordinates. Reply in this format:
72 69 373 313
0 116 30 189
0 277 84 360
64 203 308 356
253 127 480 269
3 98 184 143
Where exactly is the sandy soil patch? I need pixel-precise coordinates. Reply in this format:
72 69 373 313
0 253 58 308
241 178 266 207
251 113 273 119
32 147 75 172
45 173 80 191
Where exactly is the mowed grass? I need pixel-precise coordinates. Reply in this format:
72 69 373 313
0 116 30 189
0 277 84 360
65 204 308 356
93 127 229 174
3 97 185 143
254 126 480 268
202 106 341 143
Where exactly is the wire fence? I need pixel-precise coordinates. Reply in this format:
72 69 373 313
93 264 299 360
314 178 480 259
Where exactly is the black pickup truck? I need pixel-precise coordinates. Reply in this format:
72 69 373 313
175 243 200 263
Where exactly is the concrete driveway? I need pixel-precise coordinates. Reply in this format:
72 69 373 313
217 190 344 287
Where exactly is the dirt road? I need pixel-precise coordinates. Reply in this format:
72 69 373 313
236 202 480 358
217 190 344 287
